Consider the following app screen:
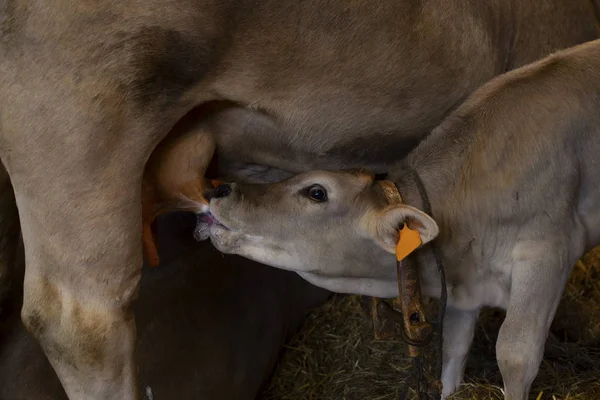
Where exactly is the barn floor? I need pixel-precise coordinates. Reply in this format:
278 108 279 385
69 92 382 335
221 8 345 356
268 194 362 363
259 248 600 400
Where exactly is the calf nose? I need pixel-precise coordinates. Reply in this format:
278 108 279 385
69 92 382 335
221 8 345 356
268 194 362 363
213 184 232 198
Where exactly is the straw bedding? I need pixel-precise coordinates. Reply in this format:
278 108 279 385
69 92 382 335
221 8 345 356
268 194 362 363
260 248 600 400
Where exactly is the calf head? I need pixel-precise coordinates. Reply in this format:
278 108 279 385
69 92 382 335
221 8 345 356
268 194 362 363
201 170 439 293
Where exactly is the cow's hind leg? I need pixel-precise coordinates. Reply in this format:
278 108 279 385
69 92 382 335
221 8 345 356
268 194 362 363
0 82 170 399
12 161 148 399
10 158 150 399
495 240 573 400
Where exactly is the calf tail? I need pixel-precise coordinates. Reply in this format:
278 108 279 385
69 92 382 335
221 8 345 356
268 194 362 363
0 163 20 310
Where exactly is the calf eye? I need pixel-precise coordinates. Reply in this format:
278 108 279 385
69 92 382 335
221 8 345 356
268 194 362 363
306 185 327 202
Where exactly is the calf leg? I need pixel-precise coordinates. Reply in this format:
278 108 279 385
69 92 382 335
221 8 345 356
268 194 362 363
495 243 571 400
440 306 479 399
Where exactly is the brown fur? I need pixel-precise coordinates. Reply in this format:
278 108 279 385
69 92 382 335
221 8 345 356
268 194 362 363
0 0 598 398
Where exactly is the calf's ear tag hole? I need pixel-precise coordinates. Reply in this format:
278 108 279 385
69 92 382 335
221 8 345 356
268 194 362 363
395 223 422 261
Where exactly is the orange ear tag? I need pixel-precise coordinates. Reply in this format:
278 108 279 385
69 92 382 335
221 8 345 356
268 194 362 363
395 224 422 261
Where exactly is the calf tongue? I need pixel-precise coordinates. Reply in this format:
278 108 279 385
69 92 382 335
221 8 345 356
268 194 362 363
194 213 216 241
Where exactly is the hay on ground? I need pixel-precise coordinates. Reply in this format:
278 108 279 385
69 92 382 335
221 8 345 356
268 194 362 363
260 247 600 400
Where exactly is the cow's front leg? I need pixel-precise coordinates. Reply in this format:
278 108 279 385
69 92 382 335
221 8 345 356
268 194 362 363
440 306 479 399
495 241 572 400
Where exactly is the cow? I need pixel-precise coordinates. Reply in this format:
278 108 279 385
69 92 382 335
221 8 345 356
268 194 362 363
0 212 330 400
199 39 600 400
0 0 598 398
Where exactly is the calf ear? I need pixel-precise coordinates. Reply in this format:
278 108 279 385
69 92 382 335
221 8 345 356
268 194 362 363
369 205 439 254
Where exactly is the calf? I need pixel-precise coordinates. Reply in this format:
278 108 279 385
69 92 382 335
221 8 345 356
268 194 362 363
0 0 598 397
201 39 600 400
0 212 330 400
